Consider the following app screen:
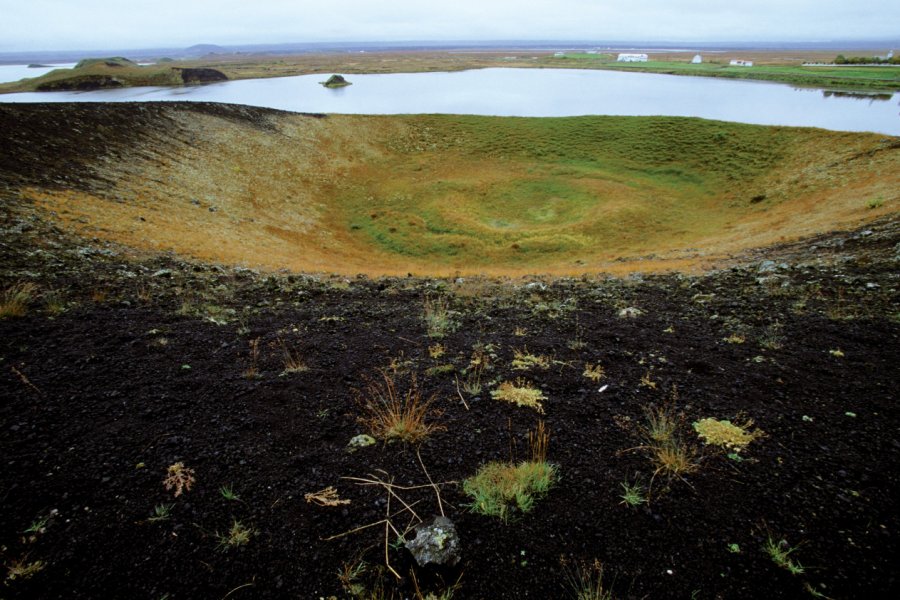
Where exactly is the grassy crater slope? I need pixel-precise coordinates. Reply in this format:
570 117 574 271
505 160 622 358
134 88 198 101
1 103 897 275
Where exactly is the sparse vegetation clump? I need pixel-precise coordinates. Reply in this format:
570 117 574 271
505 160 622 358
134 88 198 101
216 519 255 550
6 557 44 582
163 462 196 497
583 363 605 381
619 480 646 507
148 503 173 522
463 422 557 521
764 536 805 575
358 369 444 443
511 347 551 370
0 282 36 318
279 338 308 374
423 296 455 339
693 418 765 452
491 379 546 413
641 400 699 481
562 558 615 600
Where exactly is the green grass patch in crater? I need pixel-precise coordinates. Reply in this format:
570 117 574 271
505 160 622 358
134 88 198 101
338 115 789 266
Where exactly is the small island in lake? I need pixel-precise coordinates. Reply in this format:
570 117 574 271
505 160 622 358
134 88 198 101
320 74 351 87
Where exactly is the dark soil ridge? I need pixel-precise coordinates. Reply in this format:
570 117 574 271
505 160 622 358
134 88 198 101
1 181 899 599
0 103 315 194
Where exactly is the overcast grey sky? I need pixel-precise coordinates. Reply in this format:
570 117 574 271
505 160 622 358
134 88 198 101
1 1 898 52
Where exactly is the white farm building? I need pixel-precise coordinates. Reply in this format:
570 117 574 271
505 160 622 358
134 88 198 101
617 53 648 62
692 54 703 64
729 59 753 67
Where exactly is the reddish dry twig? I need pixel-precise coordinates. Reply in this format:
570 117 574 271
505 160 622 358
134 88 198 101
11 365 41 395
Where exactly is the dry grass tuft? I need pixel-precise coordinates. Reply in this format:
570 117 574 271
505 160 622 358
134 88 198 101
491 379 546 413
562 557 615 600
641 397 699 481
0 282 37 318
305 486 351 507
242 337 262 379
279 338 308 374
358 369 444 443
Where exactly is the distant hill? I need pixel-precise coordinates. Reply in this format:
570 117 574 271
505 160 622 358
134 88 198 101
184 44 228 56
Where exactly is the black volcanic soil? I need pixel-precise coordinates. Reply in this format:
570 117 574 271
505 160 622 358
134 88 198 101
1 103 899 599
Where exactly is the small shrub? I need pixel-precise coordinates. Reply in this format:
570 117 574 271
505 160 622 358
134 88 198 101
358 369 444 443
0 282 36 318
867 197 883 210
428 343 445 359
723 334 746 344
693 418 764 453
491 379 546 413
163 462 195 497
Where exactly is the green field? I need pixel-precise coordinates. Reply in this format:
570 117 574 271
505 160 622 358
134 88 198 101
559 54 900 91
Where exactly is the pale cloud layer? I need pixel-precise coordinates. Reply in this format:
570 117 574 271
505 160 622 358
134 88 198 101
1 0 898 51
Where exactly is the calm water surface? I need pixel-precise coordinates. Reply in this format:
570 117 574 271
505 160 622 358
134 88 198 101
0 63 76 83
1 68 897 135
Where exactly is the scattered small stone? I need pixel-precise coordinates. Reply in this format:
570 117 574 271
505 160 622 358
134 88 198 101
618 307 643 319
347 434 376 451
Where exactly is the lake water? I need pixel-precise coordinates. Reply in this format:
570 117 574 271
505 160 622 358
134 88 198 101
1 67 897 135
0 63 77 83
